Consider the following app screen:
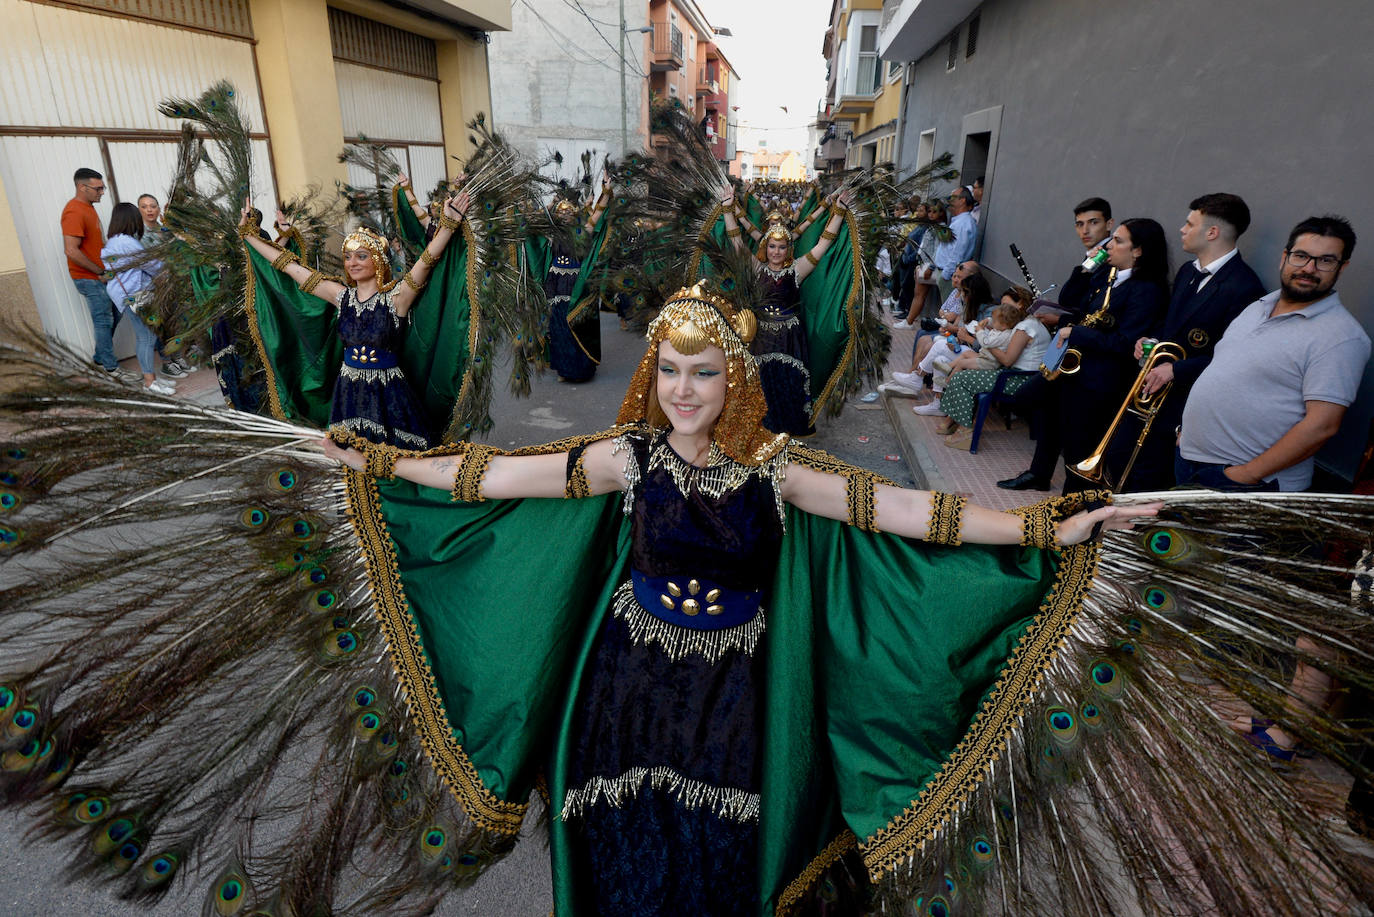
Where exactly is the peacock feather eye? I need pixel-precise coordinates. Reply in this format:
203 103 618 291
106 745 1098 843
0 525 24 548
1080 702 1105 732
1141 583 1175 614
1045 706 1080 747
75 795 111 824
215 877 245 911
306 589 336 614
92 816 135 855
968 836 995 868
110 839 143 873
354 711 382 740
1 737 40 773
0 684 18 721
7 705 37 738
350 686 377 710
927 895 951 917
238 507 271 531
4 447 26 461
0 490 20 512
139 851 179 887
1089 659 1126 699
419 826 447 861
0 471 16 485
266 467 298 492
388 759 408 778
1141 526 1195 564
307 565 327 584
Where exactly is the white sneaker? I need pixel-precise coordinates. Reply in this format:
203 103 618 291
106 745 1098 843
913 398 945 416
933 359 952 375
891 371 924 391
892 319 914 329
146 380 177 396
878 381 917 396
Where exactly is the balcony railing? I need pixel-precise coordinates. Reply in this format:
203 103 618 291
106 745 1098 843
651 22 684 69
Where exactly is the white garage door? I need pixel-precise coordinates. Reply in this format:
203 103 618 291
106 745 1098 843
0 0 275 357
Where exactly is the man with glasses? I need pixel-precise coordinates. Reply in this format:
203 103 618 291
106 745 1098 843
61 167 120 374
934 186 978 304
1177 215 1369 491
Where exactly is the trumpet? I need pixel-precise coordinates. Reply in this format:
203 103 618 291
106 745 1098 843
1072 340 1187 489
1040 268 1115 381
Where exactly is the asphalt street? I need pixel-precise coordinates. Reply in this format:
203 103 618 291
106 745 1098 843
0 310 908 916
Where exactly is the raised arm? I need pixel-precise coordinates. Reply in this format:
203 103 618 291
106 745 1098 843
240 201 347 305
720 187 747 255
789 193 832 241
389 191 470 317
396 174 430 228
779 462 1154 545
793 190 853 283
323 434 631 499
583 174 612 234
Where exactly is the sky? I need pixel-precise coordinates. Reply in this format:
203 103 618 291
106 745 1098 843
692 0 832 157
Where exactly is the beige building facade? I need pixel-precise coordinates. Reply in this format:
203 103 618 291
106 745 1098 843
0 0 506 356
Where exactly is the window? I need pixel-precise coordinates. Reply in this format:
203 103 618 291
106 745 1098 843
857 24 881 94
966 14 980 57
887 60 902 82
916 129 936 168
946 28 959 72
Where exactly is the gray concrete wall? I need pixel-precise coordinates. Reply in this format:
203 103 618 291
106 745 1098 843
896 0 1374 477
489 0 648 160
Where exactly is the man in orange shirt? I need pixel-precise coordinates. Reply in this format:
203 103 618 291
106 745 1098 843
62 168 119 372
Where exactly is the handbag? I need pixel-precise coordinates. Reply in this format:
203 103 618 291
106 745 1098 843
113 269 153 313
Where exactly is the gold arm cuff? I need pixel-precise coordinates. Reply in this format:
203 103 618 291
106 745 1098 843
1018 504 1058 549
452 444 499 503
926 492 966 545
565 446 591 499
804 251 821 267
364 443 401 480
821 229 838 241
271 249 299 271
301 270 326 294
846 471 880 533
418 248 438 267
437 211 461 231
402 271 425 292
726 227 742 238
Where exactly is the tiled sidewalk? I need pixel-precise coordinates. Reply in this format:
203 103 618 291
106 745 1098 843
879 319 1065 511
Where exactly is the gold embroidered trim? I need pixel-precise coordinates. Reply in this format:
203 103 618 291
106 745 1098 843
1018 503 1057 548
437 211 461 231
846 472 879 533
926 492 966 545
857 543 1100 879
775 830 858 916
451 443 499 503
561 764 759 824
241 242 286 420
646 437 789 527
301 270 325 295
365 442 401 480
444 220 482 442
564 451 590 499
343 469 528 834
787 443 897 486
809 208 864 424
418 247 438 267
271 248 299 271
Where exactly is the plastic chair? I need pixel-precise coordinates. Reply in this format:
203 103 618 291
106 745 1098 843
969 369 1036 454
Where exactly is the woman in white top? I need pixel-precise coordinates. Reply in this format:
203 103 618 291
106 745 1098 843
932 287 1049 450
101 203 170 393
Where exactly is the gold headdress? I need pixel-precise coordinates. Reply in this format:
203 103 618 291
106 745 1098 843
755 221 794 264
553 198 579 221
616 282 786 464
342 226 392 287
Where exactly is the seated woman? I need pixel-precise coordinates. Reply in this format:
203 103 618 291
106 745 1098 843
893 199 946 328
909 270 997 417
934 287 1051 450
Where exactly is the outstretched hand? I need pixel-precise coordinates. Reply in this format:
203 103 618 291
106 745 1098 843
720 186 736 207
322 437 365 471
1056 501 1161 546
444 191 471 220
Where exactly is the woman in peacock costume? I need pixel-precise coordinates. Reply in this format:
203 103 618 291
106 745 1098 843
540 174 612 384
2 268 1374 915
720 187 853 437
242 193 471 449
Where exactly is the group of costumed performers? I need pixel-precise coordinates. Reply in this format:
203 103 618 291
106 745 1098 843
536 175 613 383
4 88 1374 917
4 272 1374 915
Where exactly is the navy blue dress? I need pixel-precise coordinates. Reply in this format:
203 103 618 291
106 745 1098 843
561 430 786 916
547 239 600 383
753 265 814 436
331 287 432 449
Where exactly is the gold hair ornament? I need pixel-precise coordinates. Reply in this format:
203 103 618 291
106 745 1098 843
341 226 392 287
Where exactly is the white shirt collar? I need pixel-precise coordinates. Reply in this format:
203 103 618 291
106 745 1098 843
1194 247 1238 276
1111 267 1133 286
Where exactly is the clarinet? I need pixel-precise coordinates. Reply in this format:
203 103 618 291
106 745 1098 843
1008 243 1042 300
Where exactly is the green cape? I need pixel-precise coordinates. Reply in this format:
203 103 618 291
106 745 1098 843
344 434 1096 914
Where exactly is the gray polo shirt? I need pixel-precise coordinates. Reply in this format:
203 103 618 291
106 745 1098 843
1180 290 1369 490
